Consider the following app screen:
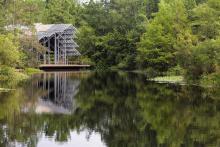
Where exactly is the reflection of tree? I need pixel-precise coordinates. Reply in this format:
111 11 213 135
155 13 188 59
74 72 220 147
74 72 158 147
0 89 40 147
0 72 220 147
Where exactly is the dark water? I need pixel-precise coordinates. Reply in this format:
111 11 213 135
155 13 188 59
0 71 220 147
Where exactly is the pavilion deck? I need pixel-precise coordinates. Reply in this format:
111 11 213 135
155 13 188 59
39 64 91 71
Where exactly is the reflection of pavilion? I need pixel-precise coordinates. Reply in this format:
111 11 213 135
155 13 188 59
35 72 80 114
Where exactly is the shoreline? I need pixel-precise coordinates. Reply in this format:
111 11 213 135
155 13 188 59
0 88 15 92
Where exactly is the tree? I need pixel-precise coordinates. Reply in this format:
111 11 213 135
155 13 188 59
77 0 147 69
191 0 220 40
21 0 45 25
184 39 220 80
137 0 192 73
183 0 220 80
146 0 160 19
184 0 197 10
77 25 97 57
43 0 78 24
0 1 6 32
0 34 21 67
195 0 208 4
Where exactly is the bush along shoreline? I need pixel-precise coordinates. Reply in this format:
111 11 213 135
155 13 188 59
0 66 42 91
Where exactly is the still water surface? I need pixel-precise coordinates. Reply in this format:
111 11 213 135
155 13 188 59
0 71 219 147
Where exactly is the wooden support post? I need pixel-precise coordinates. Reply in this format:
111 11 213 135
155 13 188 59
43 54 46 64
64 35 67 64
43 38 46 64
48 37 51 64
55 34 57 64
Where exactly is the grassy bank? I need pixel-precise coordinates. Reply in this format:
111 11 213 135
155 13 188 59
148 74 220 88
24 68 42 75
0 66 42 90
149 76 184 84
0 88 15 92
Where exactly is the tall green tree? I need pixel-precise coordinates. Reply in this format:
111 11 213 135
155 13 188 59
184 0 197 10
184 39 220 80
182 0 220 80
43 0 79 24
191 0 220 40
0 34 21 67
0 1 6 32
137 0 192 72
146 0 160 19
77 0 147 69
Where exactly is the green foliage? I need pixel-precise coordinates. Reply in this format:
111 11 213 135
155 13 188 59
195 0 208 4
43 0 78 24
184 0 197 10
191 0 220 40
0 34 21 67
166 65 185 76
4 0 45 25
19 0 45 25
184 39 220 80
146 0 160 19
201 72 220 87
19 34 46 67
24 68 42 75
0 2 6 32
0 32 40 77
77 25 97 55
0 66 27 87
79 56 95 66
0 34 34 87
137 0 190 72
76 0 147 70
138 0 220 83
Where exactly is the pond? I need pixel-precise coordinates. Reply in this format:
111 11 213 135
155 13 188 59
0 71 219 147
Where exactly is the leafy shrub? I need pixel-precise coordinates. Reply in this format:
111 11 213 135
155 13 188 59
184 39 220 80
166 65 185 76
201 73 220 87
95 62 110 71
24 68 42 75
0 34 21 67
0 66 27 87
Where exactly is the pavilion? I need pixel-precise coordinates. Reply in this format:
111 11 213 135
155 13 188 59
35 23 81 65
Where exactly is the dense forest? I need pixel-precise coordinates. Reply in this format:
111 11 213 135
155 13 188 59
0 0 220 85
